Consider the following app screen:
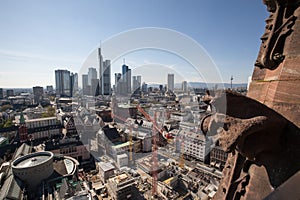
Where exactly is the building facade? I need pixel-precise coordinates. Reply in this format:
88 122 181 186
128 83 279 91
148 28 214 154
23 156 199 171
82 74 89 95
168 74 174 92
33 86 43 104
176 129 211 162
88 67 97 86
182 81 188 93
98 48 111 95
55 70 71 97
107 173 135 200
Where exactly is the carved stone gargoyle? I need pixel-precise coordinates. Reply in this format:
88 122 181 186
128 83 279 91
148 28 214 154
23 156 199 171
255 0 299 69
201 91 300 199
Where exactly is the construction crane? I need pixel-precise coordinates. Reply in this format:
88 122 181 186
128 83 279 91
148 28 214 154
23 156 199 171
151 111 158 198
136 105 173 139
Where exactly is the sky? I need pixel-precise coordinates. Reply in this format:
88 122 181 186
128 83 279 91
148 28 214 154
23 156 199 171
0 0 268 88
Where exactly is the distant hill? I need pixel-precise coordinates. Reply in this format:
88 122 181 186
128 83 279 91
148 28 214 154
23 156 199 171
184 82 247 89
147 82 248 89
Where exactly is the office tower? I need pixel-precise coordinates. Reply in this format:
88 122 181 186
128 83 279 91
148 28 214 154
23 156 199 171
142 82 148 93
167 74 174 92
103 60 111 95
133 76 137 91
88 67 97 85
98 48 111 95
122 64 131 94
6 89 14 97
182 81 188 93
0 88 3 99
137 76 141 88
91 78 100 96
46 86 53 94
55 70 71 97
33 86 43 104
70 73 78 97
82 74 89 95
114 73 122 94
98 48 103 95
133 75 142 92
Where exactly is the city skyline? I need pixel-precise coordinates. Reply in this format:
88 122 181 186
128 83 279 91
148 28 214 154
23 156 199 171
0 1 268 88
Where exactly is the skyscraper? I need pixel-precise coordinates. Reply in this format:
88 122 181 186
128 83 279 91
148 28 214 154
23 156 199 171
55 69 77 97
88 67 97 85
133 75 142 92
168 74 174 92
33 86 43 104
91 78 100 96
82 74 89 95
98 48 111 95
98 48 103 95
182 81 188 93
137 76 141 88
142 82 148 93
114 73 122 94
70 73 78 97
55 70 71 97
46 86 54 94
122 64 131 94
103 60 111 95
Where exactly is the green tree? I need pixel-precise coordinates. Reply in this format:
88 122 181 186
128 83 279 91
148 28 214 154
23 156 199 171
42 106 56 118
3 119 13 128
1 104 12 112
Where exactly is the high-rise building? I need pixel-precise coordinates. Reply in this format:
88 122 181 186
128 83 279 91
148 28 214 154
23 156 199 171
55 69 73 97
88 68 97 86
142 82 148 93
182 81 188 93
114 73 122 94
98 48 103 95
103 60 111 95
0 88 3 99
122 64 131 94
132 76 137 92
168 74 174 92
98 48 111 95
82 74 89 95
46 86 54 94
33 86 43 104
91 78 100 96
70 73 78 97
137 75 141 88
132 75 142 92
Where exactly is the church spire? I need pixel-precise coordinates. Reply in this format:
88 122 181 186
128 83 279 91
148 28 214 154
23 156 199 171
20 112 26 124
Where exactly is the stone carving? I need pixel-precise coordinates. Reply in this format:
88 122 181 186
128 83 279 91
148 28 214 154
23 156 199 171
255 0 299 69
201 91 300 199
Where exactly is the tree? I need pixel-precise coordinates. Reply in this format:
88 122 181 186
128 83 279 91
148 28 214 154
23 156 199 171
1 104 12 112
42 106 56 118
3 119 13 128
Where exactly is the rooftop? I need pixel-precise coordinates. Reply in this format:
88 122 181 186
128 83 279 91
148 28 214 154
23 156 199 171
12 151 53 169
99 162 115 172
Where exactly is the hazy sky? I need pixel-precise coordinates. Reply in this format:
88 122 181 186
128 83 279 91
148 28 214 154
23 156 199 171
0 0 268 88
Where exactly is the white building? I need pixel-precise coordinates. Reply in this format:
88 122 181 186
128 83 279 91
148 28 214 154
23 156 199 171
117 153 128 169
177 129 211 162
